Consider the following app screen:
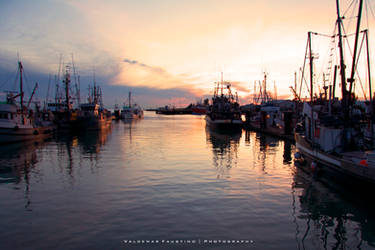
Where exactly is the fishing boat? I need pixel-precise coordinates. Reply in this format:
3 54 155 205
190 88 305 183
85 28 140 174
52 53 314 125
0 62 53 144
191 99 209 115
47 65 80 130
205 73 242 131
156 105 192 115
113 104 121 120
294 0 375 185
191 105 208 115
76 82 112 130
243 73 296 140
121 92 144 119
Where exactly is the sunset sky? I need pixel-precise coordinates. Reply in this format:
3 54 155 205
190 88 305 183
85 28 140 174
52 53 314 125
0 0 374 107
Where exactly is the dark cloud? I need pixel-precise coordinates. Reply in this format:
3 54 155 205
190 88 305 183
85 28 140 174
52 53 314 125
123 59 138 64
123 58 166 75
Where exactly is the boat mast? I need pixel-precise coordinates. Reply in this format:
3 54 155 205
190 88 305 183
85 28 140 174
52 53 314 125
336 0 348 113
308 31 314 144
221 72 223 96
94 82 97 104
129 92 131 107
337 0 365 151
63 67 71 112
93 69 97 105
78 75 81 106
71 54 80 106
18 61 24 110
274 81 277 101
332 65 338 100
56 54 62 105
263 72 267 103
45 74 51 109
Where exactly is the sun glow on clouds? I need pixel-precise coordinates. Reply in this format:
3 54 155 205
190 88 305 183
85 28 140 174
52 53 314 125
63 0 338 101
2 0 371 106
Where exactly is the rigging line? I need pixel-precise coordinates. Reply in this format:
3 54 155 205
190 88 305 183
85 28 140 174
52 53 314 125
365 0 370 31
353 33 367 100
299 37 309 98
317 29 336 86
13 67 19 92
344 0 358 36
344 16 360 20
343 0 357 17
21 67 32 96
354 33 365 78
0 66 19 91
342 24 368 100
344 32 360 37
329 24 339 86
312 32 335 38
364 0 374 67
341 24 355 69
355 73 367 100
368 0 375 21
303 73 311 96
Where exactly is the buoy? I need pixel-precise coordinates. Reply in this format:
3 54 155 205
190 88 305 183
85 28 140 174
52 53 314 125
360 159 368 167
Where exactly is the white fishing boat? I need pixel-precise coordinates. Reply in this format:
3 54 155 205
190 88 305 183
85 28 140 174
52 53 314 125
0 62 53 144
121 92 144 120
294 0 375 185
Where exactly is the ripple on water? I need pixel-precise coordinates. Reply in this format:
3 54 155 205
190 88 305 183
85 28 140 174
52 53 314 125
0 113 374 249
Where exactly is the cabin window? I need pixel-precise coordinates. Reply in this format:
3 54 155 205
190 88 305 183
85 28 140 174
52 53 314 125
0 113 8 119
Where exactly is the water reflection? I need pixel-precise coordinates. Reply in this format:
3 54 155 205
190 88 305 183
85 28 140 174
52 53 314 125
283 140 292 164
2 115 375 249
252 133 281 174
55 127 112 156
0 142 39 184
256 133 279 152
121 119 142 143
78 127 112 155
0 142 42 211
205 127 241 178
292 165 375 249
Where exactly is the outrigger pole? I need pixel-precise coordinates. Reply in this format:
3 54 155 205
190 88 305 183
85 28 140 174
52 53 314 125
364 29 373 145
348 0 364 102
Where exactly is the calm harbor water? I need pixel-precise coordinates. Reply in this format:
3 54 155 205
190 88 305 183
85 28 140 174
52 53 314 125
1 111 375 249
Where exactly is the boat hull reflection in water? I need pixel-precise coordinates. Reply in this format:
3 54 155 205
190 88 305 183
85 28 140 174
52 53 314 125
0 113 374 249
0 141 39 184
206 127 241 178
292 160 375 249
